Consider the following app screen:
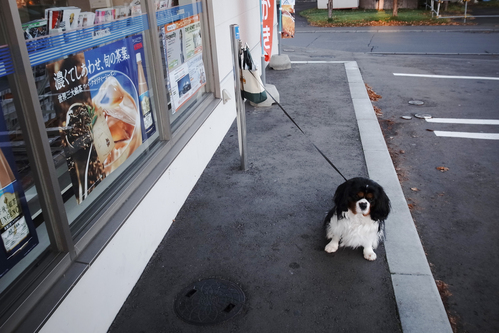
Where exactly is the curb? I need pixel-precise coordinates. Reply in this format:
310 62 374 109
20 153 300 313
290 60 453 333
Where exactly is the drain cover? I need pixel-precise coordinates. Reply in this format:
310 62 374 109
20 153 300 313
174 278 245 325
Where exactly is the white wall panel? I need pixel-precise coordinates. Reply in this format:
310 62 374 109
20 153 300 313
213 1 262 88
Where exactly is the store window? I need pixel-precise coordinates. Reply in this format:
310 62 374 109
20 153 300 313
1 0 166 304
17 1 164 236
156 0 208 130
0 17 44 300
1 1 215 329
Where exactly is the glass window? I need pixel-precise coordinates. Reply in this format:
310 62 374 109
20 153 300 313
1 0 214 315
17 0 160 237
1 0 216 327
156 0 208 130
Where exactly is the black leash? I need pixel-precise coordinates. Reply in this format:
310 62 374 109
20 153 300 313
243 54 348 182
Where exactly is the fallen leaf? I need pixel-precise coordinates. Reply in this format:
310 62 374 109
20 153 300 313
411 187 419 191
365 84 382 101
437 166 449 172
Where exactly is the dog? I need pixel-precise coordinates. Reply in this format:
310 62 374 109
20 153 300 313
324 177 390 261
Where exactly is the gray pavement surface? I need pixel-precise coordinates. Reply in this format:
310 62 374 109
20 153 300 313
109 60 406 333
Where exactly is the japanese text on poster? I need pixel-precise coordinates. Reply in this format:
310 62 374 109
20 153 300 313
261 0 275 61
46 34 155 204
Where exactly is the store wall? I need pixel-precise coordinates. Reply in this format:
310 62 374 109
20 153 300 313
37 1 268 332
358 0 418 10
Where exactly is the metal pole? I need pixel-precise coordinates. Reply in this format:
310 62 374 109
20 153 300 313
278 4 282 55
230 24 248 171
261 56 267 86
464 1 468 23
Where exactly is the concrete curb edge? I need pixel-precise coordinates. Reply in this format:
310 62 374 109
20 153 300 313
346 61 453 333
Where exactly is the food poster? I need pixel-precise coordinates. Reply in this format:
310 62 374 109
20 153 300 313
281 0 295 39
46 34 155 204
163 15 206 114
0 108 38 278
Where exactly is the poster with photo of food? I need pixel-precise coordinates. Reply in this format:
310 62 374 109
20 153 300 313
281 0 295 39
47 34 155 204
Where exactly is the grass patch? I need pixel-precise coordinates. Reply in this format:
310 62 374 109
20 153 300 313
301 8 461 27
300 0 499 27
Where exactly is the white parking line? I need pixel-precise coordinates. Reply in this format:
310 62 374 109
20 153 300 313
426 118 499 125
393 73 499 80
434 131 499 140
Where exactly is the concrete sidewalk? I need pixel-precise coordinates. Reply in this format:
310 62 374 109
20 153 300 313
109 56 452 331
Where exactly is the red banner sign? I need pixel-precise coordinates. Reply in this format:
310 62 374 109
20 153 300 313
261 0 274 62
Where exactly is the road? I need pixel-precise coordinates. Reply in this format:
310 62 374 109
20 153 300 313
283 4 499 332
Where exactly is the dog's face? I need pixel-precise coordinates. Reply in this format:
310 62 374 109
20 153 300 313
334 177 390 222
352 193 373 216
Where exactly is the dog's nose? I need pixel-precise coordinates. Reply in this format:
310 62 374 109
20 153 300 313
359 202 367 210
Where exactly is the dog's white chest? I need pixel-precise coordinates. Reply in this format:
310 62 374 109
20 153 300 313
326 210 381 249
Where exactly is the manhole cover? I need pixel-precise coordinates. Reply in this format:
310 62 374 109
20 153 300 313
174 278 245 325
409 100 425 105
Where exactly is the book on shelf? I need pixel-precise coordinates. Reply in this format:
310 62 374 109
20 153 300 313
94 8 116 24
114 6 130 19
78 12 96 28
46 7 81 34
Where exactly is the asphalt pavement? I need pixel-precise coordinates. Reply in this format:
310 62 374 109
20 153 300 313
108 2 499 332
109 59 409 333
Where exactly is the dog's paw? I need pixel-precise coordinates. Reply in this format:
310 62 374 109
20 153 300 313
363 249 377 261
325 240 339 253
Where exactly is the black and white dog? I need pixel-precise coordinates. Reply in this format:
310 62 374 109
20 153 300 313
324 177 391 261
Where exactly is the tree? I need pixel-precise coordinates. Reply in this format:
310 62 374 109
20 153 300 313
393 0 398 17
328 0 333 21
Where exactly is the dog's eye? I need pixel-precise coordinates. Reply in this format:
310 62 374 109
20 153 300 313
366 193 374 202
357 192 365 199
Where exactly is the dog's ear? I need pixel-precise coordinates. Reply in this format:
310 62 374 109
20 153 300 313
371 188 391 222
333 181 350 216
